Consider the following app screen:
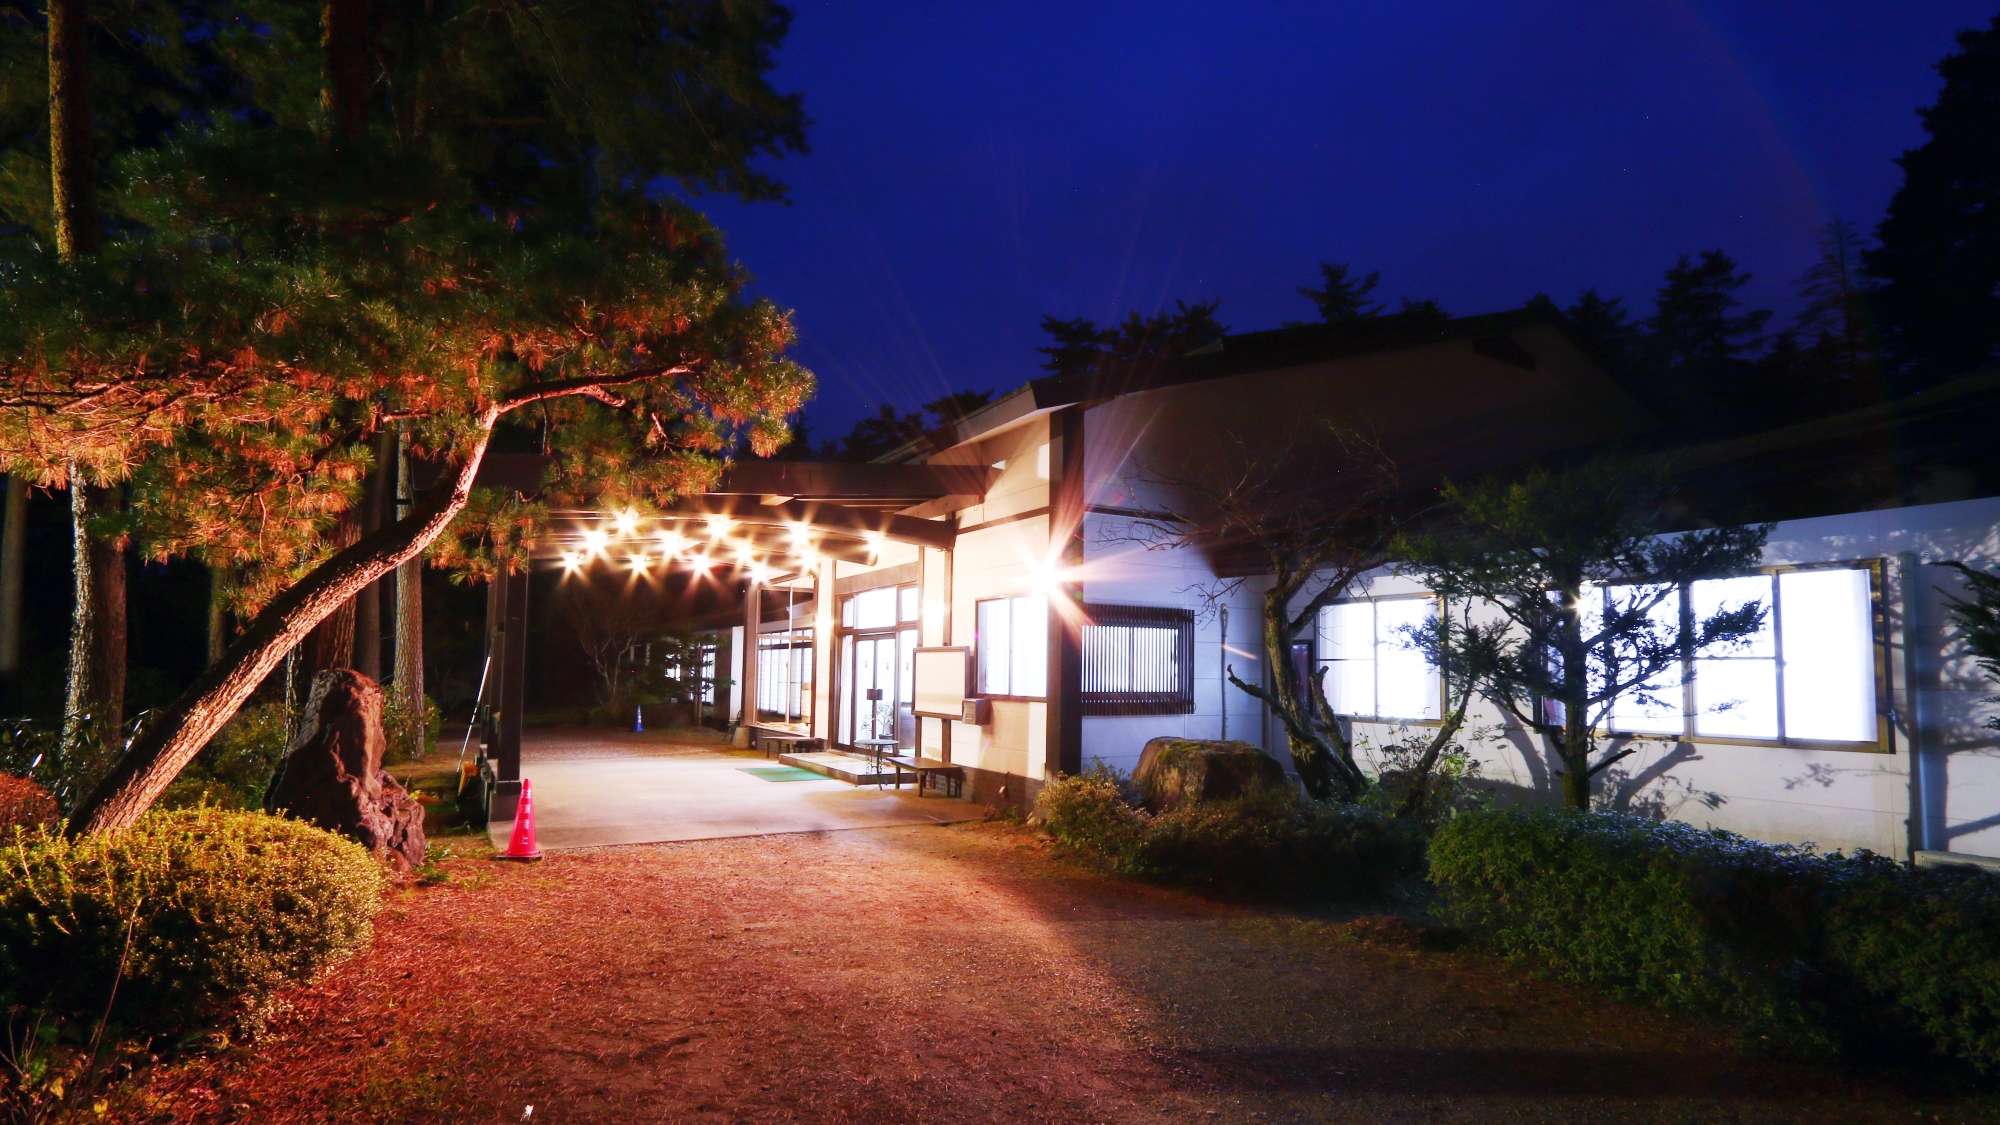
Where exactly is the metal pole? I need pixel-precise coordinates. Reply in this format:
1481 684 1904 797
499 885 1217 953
1219 605 1229 741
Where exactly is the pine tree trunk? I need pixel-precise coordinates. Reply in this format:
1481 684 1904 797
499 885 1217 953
393 426 424 720
352 431 392 677
0 474 26 703
47 0 97 260
205 568 226 668
67 440 492 834
300 507 360 675
61 479 125 755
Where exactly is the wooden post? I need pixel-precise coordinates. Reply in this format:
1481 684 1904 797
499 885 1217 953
1044 406 1085 782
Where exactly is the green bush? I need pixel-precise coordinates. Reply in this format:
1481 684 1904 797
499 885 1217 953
1428 808 1834 1042
1428 808 2000 1069
158 702 292 810
383 693 441 764
1823 857 2000 1068
0 806 384 1044
1037 767 1423 900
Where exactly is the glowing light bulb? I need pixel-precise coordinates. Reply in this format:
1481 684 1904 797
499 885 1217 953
559 551 581 572
748 562 772 584
656 530 687 556
628 553 652 571
787 521 812 546
613 510 640 538
687 554 712 572
580 528 609 555
705 515 734 538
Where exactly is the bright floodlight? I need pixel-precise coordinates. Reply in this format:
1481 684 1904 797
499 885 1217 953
613 510 640 537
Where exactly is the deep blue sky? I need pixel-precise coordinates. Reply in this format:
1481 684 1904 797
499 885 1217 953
697 1 1996 440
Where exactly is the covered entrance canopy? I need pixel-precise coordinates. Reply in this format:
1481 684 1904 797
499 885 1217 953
474 460 990 822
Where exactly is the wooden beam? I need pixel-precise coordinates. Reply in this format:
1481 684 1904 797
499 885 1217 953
714 461 993 502
660 496 955 550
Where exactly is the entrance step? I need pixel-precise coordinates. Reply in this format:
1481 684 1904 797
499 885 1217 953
778 750 904 787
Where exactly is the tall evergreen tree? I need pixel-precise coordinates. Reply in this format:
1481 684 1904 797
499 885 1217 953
1637 250 1772 434
1297 260 1383 322
1034 299 1225 379
1867 14 2000 389
0 1 815 833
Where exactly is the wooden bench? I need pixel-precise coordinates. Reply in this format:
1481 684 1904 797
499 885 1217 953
883 754 964 798
751 730 820 759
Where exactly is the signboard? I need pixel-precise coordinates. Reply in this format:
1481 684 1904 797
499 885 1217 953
912 647 970 719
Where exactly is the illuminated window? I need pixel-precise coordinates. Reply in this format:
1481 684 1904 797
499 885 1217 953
1082 605 1193 715
1316 598 1441 720
976 595 1048 698
1691 567 1877 743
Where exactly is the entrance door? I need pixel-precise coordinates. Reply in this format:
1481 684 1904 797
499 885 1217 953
839 629 919 749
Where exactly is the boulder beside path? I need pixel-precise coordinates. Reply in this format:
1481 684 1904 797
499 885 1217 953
1131 737 1289 812
266 668 427 873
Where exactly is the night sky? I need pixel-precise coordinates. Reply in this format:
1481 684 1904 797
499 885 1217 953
696 2 1996 440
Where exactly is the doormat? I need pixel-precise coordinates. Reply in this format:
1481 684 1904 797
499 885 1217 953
739 766 826 783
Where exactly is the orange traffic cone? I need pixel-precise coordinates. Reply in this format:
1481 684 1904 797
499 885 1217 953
499 777 543 861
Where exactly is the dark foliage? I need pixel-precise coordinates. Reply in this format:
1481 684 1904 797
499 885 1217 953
1430 808 2000 1069
1867 14 2000 390
1035 299 1226 378
1036 768 1424 900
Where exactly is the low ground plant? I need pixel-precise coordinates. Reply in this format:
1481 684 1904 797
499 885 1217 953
1429 807 2000 1069
1036 766 1423 900
0 806 383 1046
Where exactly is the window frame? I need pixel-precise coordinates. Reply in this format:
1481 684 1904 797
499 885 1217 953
1080 603 1196 716
1575 560 1889 752
1315 595 1447 724
973 594 1049 700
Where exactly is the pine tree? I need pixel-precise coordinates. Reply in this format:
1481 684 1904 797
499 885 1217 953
1034 300 1226 378
1638 251 1772 434
2 1 815 833
1297 261 1384 322
1867 14 2000 389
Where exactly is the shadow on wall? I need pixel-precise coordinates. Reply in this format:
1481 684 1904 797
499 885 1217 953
1911 550 2000 852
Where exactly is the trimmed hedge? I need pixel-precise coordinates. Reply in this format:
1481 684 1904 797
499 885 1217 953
1429 808 2000 1068
1038 770 1423 900
0 806 384 1042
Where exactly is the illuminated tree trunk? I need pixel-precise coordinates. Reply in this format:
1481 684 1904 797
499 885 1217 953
62 478 125 754
0 475 26 703
205 568 227 668
393 426 424 721
50 0 129 758
69 440 491 833
352 431 393 678
300 508 360 676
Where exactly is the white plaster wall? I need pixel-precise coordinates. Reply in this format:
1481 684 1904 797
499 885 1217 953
1323 497 2000 859
949 496 1050 780
1077 509 1269 774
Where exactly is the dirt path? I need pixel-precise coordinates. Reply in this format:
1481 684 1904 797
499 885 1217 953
137 822 1991 1124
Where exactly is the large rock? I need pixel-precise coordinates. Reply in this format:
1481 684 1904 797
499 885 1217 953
1131 738 1289 812
266 669 426 873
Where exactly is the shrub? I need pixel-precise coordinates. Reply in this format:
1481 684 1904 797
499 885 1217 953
1036 768 1145 860
1037 767 1423 900
1429 808 2000 1069
0 774 57 831
382 693 441 764
0 806 384 1044
1822 858 2000 1069
1428 808 1835 1042
158 702 292 811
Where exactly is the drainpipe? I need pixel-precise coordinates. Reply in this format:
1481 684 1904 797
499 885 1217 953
1219 606 1229 741
1899 551 1931 857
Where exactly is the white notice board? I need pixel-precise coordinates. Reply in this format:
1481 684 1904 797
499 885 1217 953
912 647 970 719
